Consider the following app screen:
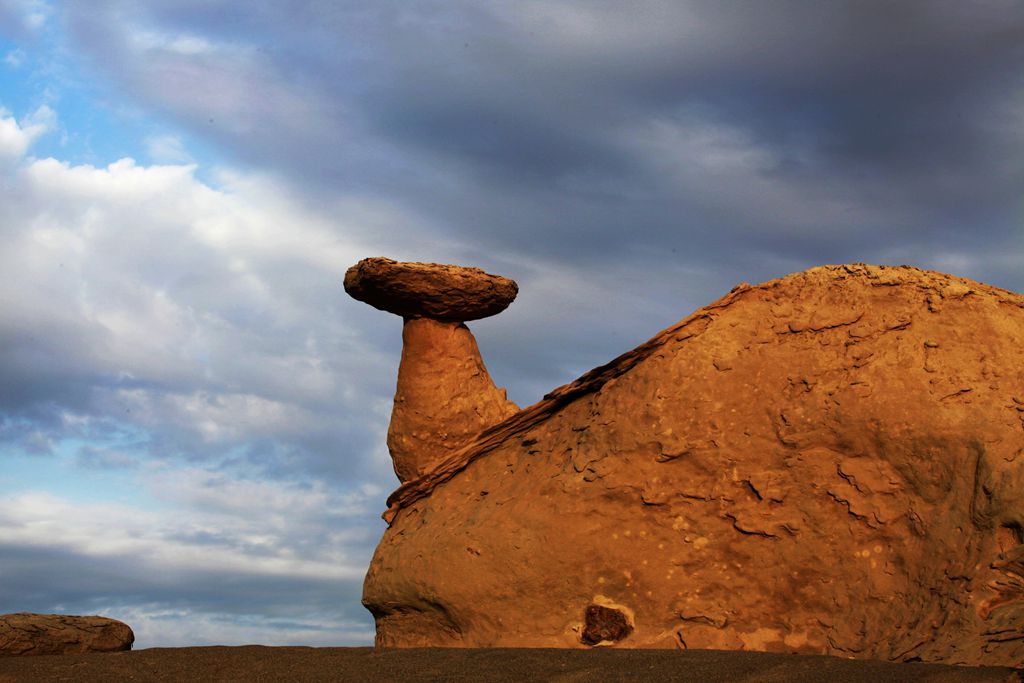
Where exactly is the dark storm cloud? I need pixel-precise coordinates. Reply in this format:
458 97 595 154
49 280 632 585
59 0 1024 400
59 1 1024 288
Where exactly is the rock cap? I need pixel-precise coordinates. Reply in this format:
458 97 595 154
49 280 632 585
344 257 518 321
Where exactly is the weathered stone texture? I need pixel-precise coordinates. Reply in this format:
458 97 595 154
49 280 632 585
344 257 518 322
388 318 519 482
0 613 134 656
362 264 1024 667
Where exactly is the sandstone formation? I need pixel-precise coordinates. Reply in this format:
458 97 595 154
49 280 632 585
344 257 518 322
352 262 1024 667
345 257 519 483
0 613 134 656
388 318 520 482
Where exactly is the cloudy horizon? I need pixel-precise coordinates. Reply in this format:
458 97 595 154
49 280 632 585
1 0 1022 647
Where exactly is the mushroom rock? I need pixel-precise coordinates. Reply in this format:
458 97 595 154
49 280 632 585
353 262 1024 666
344 257 518 322
0 613 134 656
345 258 519 483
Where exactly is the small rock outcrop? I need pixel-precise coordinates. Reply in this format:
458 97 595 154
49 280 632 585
0 613 134 656
345 257 519 483
355 262 1024 667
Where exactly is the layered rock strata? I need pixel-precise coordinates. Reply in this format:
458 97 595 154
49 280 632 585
0 613 134 656
345 257 518 483
344 257 518 322
354 262 1024 667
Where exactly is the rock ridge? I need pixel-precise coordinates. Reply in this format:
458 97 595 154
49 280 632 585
382 263 1023 523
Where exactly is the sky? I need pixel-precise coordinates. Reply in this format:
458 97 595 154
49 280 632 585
0 0 1022 648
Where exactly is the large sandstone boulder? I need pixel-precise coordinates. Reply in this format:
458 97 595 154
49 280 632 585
350 262 1024 667
0 613 134 656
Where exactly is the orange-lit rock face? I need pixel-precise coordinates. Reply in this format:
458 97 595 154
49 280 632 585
362 264 1024 667
388 318 518 483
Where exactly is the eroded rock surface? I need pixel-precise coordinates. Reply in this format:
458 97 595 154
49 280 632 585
388 318 519 482
0 613 134 656
345 257 519 483
361 264 1024 667
344 257 518 322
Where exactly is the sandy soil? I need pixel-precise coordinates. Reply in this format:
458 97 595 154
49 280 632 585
0 647 1019 682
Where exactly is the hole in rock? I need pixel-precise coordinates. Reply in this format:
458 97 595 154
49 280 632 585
997 522 1024 554
581 604 632 645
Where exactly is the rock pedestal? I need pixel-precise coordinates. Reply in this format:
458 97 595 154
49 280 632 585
389 318 518 482
345 257 518 483
0 613 134 656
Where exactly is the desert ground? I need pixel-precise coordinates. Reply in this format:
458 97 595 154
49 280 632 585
0 646 1020 683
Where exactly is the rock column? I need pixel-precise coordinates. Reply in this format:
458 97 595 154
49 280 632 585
344 257 519 483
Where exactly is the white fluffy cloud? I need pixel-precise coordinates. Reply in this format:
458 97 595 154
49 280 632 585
0 104 53 161
0 107 403 469
144 134 194 164
0 105 401 644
